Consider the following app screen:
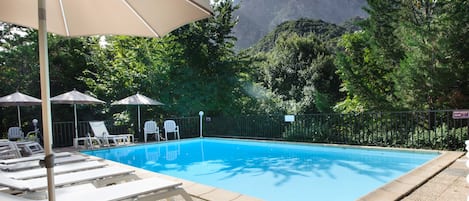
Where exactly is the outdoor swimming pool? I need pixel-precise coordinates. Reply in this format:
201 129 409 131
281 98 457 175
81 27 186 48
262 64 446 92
83 138 439 201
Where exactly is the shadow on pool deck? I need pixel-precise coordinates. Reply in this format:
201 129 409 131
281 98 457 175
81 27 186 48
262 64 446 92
55 145 467 201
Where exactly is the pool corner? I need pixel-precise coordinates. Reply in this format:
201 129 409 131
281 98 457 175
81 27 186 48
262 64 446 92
357 151 465 201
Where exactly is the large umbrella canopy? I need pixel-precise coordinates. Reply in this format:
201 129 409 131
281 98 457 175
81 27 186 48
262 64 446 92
0 1 212 200
0 91 41 127
112 93 164 136
51 89 105 140
0 0 213 37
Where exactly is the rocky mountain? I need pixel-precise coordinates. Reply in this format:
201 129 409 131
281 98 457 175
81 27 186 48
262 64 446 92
232 0 368 49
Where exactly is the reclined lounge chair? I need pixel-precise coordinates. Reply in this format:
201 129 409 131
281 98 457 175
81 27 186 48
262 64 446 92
89 121 133 146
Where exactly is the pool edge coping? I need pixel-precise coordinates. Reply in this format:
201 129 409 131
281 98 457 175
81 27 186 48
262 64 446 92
357 151 464 201
79 138 461 201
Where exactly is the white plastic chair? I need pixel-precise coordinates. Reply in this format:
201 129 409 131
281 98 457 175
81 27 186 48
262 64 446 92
163 120 180 140
7 127 24 141
143 121 160 142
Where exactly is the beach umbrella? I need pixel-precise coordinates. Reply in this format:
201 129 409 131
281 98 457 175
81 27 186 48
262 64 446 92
0 1 212 200
51 89 105 140
111 93 164 136
0 91 41 127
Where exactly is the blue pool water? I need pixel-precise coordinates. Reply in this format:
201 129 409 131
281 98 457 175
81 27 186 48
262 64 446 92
83 138 438 201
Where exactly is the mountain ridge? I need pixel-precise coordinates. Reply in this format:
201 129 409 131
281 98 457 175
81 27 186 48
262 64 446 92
233 0 368 49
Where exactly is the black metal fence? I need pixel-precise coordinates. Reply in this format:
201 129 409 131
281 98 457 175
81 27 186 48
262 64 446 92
51 117 200 147
50 110 469 150
52 120 132 147
203 110 469 150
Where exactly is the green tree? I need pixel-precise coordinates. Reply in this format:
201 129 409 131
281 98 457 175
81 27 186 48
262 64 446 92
0 24 39 94
256 33 342 114
83 0 251 118
1 24 95 124
334 0 403 113
335 31 396 112
394 0 469 109
335 0 469 112
159 0 251 116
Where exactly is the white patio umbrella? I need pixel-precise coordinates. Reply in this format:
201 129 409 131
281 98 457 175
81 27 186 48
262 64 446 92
111 93 164 136
0 1 212 200
0 91 41 127
51 89 105 140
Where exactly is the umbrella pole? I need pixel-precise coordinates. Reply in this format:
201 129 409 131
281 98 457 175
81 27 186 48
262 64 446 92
17 105 21 127
38 0 56 200
74 104 78 139
138 105 141 138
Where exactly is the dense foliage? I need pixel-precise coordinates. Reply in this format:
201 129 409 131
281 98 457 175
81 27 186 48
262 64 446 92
1 0 468 141
335 0 469 112
249 19 347 52
248 32 343 114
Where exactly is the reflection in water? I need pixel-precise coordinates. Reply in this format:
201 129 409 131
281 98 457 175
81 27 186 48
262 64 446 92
84 139 437 201
165 143 180 161
144 146 160 161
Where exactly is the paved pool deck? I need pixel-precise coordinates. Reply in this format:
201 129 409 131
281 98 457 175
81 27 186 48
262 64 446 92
402 153 469 201
359 151 467 201
57 145 468 201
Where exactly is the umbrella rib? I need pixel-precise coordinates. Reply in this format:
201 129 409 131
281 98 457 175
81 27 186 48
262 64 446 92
186 0 214 16
121 0 160 37
58 0 71 36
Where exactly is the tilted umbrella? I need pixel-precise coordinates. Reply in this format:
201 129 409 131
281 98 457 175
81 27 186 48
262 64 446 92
0 1 212 200
51 89 105 140
111 93 164 136
0 91 41 127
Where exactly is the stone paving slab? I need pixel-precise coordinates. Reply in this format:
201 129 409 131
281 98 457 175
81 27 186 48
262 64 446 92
402 155 469 201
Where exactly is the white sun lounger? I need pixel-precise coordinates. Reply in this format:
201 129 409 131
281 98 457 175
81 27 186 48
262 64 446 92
0 166 134 191
0 177 192 201
0 140 22 159
0 152 72 165
89 121 133 146
0 155 88 171
62 176 191 201
3 160 107 180
15 141 44 156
